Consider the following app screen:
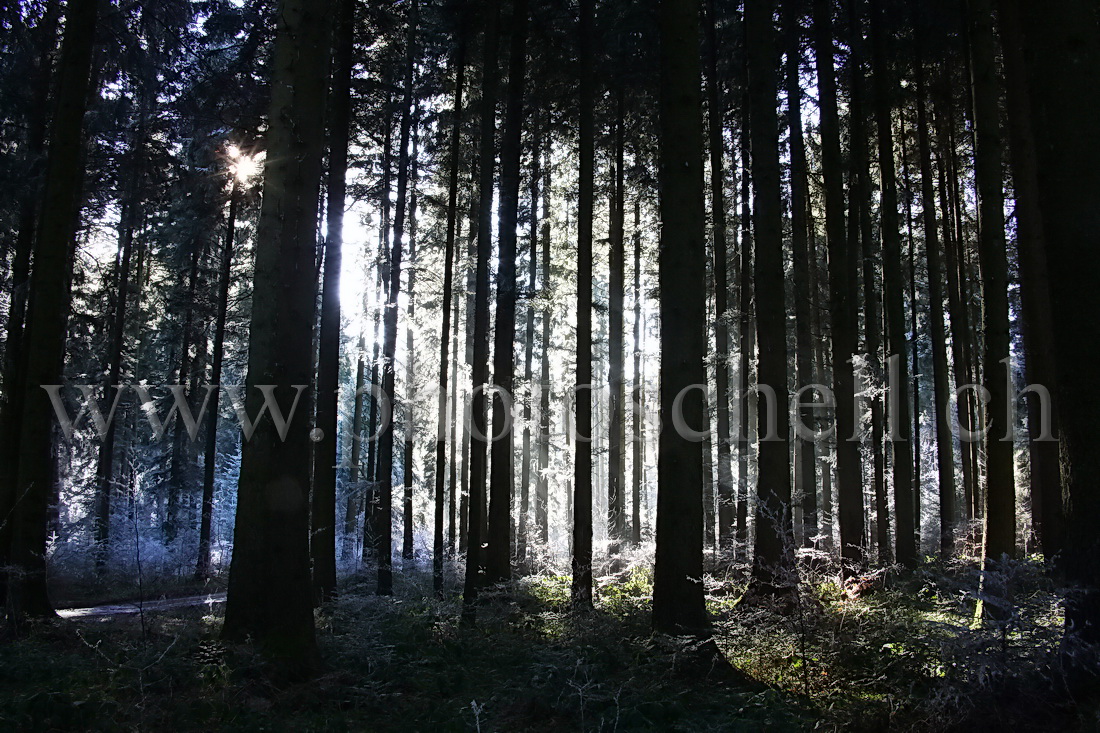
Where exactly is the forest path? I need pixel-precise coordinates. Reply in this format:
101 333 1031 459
57 592 226 619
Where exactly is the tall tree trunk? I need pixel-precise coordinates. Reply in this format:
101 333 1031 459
996 0 1062 563
8 0 100 620
376 0 419 595
900 105 922 549
608 89 627 554
814 0 862 572
363 102 393 564
221 0 330 667
462 0 501 617
0 1 61 594
1015 0 1100 647
933 92 977 529
343 336 367 564
571 0 595 610
518 108 540 565
746 0 795 596
846 16 887 562
652 0 707 634
785 0 817 550
631 198 643 547
735 56 754 561
434 21 468 591
197 177 240 579
536 119 552 546
913 14 957 558
705 0 735 553
94 138 142 565
870 0 917 568
486 0 528 583
311 0 355 603
402 120 421 563
966 0 1015 565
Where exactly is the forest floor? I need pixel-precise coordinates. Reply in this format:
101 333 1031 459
2 556 1097 731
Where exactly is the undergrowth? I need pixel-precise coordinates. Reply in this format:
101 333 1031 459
1 557 1096 731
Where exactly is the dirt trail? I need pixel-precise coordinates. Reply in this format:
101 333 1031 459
57 593 226 619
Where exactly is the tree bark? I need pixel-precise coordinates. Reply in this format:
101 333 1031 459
221 0 330 667
311 0 355 603
870 0 917 568
486 0 528 583
8 0 100 620
653 0 707 633
966 0 1015 564
814 0 862 572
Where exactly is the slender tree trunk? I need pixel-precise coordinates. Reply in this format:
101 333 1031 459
966 0 1015 565
608 89 627 555
784 0 817 550
433 22 468 591
197 178 240 579
704 0 735 554
402 121 421 563
221 0 330 667
376 0 419 595
933 92 977 528
913 15 957 558
311 0 355 602
486 0 528 583
631 198 643 547
996 0 1062 563
900 105 922 550
462 0 502 618
8 0 100 620
847 30 887 563
746 0 795 596
536 120 552 546
653 0 707 633
870 0 917 568
518 109 540 565
343 336 367 564
814 0 862 572
736 58 754 561
571 0 595 610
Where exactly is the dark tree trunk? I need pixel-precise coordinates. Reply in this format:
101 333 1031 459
736 55 754 561
486 0 528 583
653 0 707 634
913 13 957 558
631 198 643 547
705 0 735 553
1015 0 1100 646
8 0 99 620
996 0 1062 563
536 117 552 546
402 121 421 563
814 0 863 572
870 0 917 568
784 0 817 550
608 89 627 553
462 0 501 618
518 109 540 565
966 0 1015 564
0 1 61 595
221 0 330 667
434 21 468 592
197 178 240 579
746 0 795 596
376 0 419 594
311 0 355 603
571 0 595 610
343 336 367 565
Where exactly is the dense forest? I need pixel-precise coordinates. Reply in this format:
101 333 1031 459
1 0 1099 729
